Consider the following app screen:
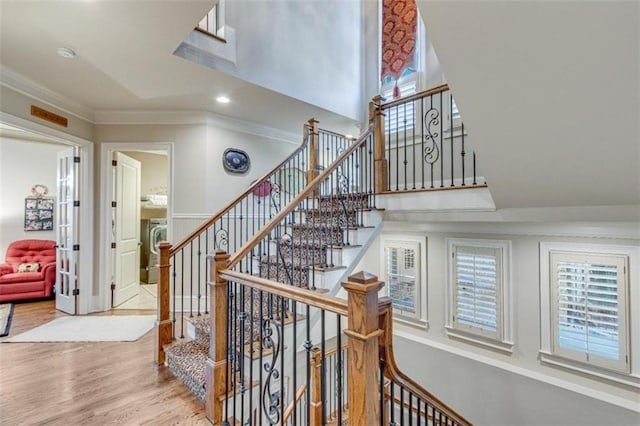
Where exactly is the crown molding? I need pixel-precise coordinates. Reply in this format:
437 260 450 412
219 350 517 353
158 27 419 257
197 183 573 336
0 65 95 123
1 66 299 144
94 109 210 125
93 109 300 145
205 111 299 145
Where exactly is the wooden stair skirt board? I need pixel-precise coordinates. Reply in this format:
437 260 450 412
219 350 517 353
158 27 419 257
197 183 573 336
164 193 378 410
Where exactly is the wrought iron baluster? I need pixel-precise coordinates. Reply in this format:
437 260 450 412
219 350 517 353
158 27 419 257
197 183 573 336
450 94 455 187
189 243 193 317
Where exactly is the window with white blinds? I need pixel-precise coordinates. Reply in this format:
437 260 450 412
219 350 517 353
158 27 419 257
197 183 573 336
453 246 502 339
550 252 629 373
446 238 512 350
382 239 423 323
382 78 418 134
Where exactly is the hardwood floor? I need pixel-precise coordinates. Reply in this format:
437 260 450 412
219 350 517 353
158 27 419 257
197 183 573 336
0 300 208 425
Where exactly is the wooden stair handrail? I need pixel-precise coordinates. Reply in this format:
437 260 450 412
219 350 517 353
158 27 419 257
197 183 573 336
313 342 348 359
226 124 375 269
378 299 472 426
379 83 450 109
169 126 311 255
219 269 348 316
281 384 308 425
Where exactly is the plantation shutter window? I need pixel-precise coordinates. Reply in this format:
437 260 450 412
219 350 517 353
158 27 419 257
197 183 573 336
453 246 502 339
383 240 421 321
550 252 629 373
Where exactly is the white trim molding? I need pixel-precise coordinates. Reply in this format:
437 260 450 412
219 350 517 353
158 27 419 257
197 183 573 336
0 65 95 122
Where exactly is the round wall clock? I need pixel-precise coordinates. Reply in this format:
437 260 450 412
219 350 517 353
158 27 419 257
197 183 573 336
223 148 250 174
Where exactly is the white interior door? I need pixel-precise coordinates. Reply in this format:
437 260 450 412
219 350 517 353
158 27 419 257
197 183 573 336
112 152 141 306
55 147 79 314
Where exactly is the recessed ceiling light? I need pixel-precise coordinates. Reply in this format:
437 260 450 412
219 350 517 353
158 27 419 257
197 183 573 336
57 47 76 59
345 134 353 139
216 96 230 104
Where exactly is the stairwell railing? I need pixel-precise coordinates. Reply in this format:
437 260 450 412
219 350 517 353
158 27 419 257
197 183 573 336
378 84 486 192
206 109 470 424
156 120 352 363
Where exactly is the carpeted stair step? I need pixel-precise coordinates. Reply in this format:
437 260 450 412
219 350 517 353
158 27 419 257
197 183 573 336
188 315 210 343
270 239 328 267
303 208 359 228
289 223 347 247
258 255 310 288
314 193 370 211
165 339 208 403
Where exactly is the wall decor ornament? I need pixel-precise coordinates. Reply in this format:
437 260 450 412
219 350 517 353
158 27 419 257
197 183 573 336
30 184 49 198
251 180 272 197
223 148 250 174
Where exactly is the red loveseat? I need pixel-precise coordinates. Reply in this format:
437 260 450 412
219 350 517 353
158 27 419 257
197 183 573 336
0 239 56 302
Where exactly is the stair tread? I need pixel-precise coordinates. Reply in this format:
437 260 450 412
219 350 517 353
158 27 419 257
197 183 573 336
259 254 315 269
165 339 208 403
289 223 373 231
269 238 329 250
310 265 347 272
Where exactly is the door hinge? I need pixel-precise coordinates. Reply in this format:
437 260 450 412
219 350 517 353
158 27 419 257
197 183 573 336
73 200 80 207
73 244 80 251
112 159 117 166
110 283 116 291
111 242 116 249
72 288 80 296
111 201 117 208
73 156 80 163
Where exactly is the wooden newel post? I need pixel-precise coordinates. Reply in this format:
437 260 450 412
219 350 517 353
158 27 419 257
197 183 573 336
370 95 388 193
342 271 385 426
206 250 230 425
155 241 173 365
307 118 320 181
309 346 323 426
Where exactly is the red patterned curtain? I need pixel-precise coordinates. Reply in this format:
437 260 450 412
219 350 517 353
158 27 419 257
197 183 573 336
381 0 418 97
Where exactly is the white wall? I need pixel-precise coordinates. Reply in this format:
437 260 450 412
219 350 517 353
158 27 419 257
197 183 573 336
355 218 640 425
0 137 65 256
180 0 372 122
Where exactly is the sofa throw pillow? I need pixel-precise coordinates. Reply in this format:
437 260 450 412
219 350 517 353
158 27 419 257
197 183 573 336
17 263 40 273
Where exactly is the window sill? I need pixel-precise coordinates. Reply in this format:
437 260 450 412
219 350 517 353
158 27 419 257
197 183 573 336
539 352 639 389
393 315 428 330
445 327 514 354
194 26 227 43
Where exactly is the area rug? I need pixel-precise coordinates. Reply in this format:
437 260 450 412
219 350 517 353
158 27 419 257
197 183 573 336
3 315 155 343
0 304 14 337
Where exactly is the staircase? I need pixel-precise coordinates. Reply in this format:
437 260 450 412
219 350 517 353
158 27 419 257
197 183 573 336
155 89 477 425
165 191 383 405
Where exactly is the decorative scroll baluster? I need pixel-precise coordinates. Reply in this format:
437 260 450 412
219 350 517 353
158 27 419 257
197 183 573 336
379 84 481 192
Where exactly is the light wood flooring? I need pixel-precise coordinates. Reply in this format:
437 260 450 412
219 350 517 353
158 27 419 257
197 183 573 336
0 300 208 425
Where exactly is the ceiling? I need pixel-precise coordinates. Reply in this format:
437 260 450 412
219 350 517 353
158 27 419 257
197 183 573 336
0 0 358 135
419 0 639 210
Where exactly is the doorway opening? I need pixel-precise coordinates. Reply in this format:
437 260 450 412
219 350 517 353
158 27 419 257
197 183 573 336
0 116 94 315
100 144 172 312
